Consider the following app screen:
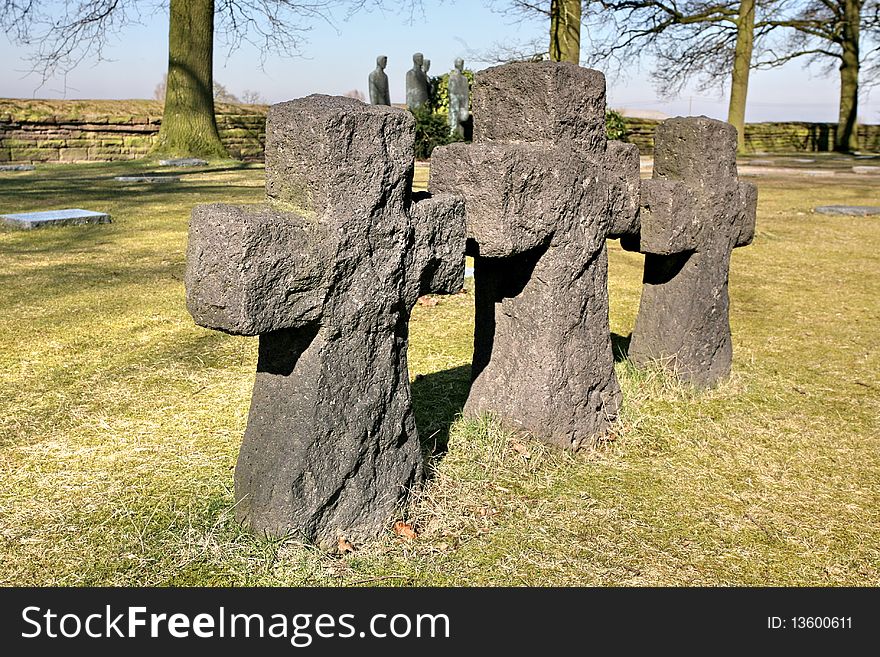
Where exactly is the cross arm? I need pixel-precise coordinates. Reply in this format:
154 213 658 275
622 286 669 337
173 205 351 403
620 178 700 255
735 182 758 248
603 140 642 238
408 192 467 300
429 142 560 258
185 203 329 336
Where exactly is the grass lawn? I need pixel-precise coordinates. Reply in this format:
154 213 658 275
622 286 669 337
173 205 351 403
1 156 878 586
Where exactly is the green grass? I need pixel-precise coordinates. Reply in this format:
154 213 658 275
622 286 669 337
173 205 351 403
1 158 878 586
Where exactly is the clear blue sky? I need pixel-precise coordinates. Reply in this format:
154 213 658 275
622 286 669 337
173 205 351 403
1 1 877 123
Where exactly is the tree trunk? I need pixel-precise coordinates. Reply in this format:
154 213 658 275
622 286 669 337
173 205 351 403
550 0 581 64
834 0 861 153
153 0 228 159
727 0 755 153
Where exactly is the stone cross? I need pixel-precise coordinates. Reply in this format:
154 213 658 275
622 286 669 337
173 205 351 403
621 116 757 387
430 62 641 449
185 95 465 548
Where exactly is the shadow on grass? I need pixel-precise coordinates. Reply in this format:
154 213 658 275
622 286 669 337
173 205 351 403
0 161 264 216
611 332 631 363
0 182 260 209
411 364 471 461
0 221 120 255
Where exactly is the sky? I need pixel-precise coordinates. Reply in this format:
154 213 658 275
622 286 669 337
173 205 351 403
0 1 877 123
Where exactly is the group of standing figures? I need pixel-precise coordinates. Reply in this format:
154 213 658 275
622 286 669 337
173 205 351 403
369 52 470 138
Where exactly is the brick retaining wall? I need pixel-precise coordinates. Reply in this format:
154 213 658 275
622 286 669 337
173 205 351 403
1 99 877 162
623 117 880 154
0 99 266 162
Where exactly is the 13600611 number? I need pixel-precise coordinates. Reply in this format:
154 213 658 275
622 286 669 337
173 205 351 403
790 617 852 629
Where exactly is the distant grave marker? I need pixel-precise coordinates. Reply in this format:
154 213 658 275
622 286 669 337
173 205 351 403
814 205 880 216
1 208 111 230
159 158 207 167
114 175 180 183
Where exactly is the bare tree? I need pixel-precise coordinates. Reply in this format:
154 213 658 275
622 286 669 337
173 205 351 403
240 89 267 104
154 75 245 103
480 1 581 63
585 0 878 152
579 1 768 151
551 0 582 62
1 1 416 158
755 0 879 152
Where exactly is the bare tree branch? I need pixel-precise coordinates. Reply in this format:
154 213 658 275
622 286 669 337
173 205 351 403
0 0 428 82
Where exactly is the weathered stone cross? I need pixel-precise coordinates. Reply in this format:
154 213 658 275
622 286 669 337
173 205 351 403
621 116 757 387
430 62 641 448
185 95 465 547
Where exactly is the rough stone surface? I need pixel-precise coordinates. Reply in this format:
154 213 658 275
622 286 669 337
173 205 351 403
814 205 880 216
0 164 36 171
114 175 180 183
430 62 640 449
186 94 465 547
1 208 111 229
622 116 757 387
159 157 207 167
471 62 607 152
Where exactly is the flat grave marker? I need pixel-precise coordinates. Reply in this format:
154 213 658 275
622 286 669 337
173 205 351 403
814 205 880 216
1 208 111 230
159 158 207 167
114 175 180 183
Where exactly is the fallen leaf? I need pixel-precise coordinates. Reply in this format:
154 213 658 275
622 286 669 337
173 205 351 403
511 440 531 459
393 520 417 540
337 538 355 555
417 296 439 307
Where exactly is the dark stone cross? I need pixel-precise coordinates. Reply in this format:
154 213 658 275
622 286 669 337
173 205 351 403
430 62 641 449
185 95 465 547
622 116 757 387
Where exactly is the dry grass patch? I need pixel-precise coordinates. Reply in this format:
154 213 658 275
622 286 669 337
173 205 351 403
0 157 877 585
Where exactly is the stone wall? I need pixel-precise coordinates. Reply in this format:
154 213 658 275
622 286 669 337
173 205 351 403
2 99 878 162
0 99 267 163
623 117 880 154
